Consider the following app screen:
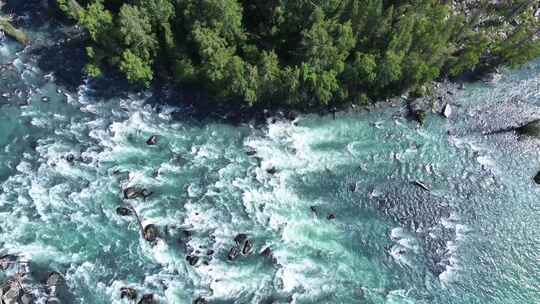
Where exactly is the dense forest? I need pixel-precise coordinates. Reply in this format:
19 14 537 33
56 0 540 108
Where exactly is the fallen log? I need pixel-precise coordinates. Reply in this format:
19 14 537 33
412 180 431 191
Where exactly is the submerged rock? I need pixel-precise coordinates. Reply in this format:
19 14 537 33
354 287 365 300
266 167 277 175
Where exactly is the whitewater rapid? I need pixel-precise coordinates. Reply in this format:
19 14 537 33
0 25 539 304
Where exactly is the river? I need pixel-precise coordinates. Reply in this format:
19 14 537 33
0 15 539 304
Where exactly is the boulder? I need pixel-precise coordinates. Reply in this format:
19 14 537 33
1 283 22 304
442 103 452 118
146 135 158 145
120 287 137 300
47 272 62 287
0 254 18 270
138 294 155 304
143 224 159 242
20 293 33 304
194 297 209 304
123 187 151 199
266 167 277 175
65 154 75 163
186 255 199 266
116 207 132 216
242 240 253 256
260 247 272 258
234 234 248 246
227 247 240 261
47 272 63 297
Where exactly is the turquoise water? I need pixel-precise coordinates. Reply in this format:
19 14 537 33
0 26 539 303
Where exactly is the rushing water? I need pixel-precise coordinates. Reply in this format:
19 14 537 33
0 22 539 304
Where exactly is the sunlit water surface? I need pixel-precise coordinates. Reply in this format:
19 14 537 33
0 25 539 304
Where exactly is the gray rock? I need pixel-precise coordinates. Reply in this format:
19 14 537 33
138 294 155 304
516 119 540 137
143 224 159 242
2 284 21 304
116 206 132 216
0 254 18 270
442 103 452 118
146 135 158 145
242 239 253 255
20 293 33 304
234 234 247 246
194 297 209 304
120 287 137 300
534 171 540 184
123 187 152 199
227 247 240 261
45 297 61 304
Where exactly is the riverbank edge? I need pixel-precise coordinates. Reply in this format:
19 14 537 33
0 2 479 126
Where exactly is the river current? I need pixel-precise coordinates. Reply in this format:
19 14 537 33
0 20 539 304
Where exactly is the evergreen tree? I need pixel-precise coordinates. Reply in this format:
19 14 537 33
56 0 540 108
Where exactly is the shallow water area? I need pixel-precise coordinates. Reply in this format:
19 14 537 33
0 21 539 304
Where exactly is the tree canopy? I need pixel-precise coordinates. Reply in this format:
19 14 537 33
57 0 540 108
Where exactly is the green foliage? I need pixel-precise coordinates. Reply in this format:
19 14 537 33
120 50 153 87
59 0 540 108
78 0 112 41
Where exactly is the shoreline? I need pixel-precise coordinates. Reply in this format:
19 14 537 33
0 3 486 128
